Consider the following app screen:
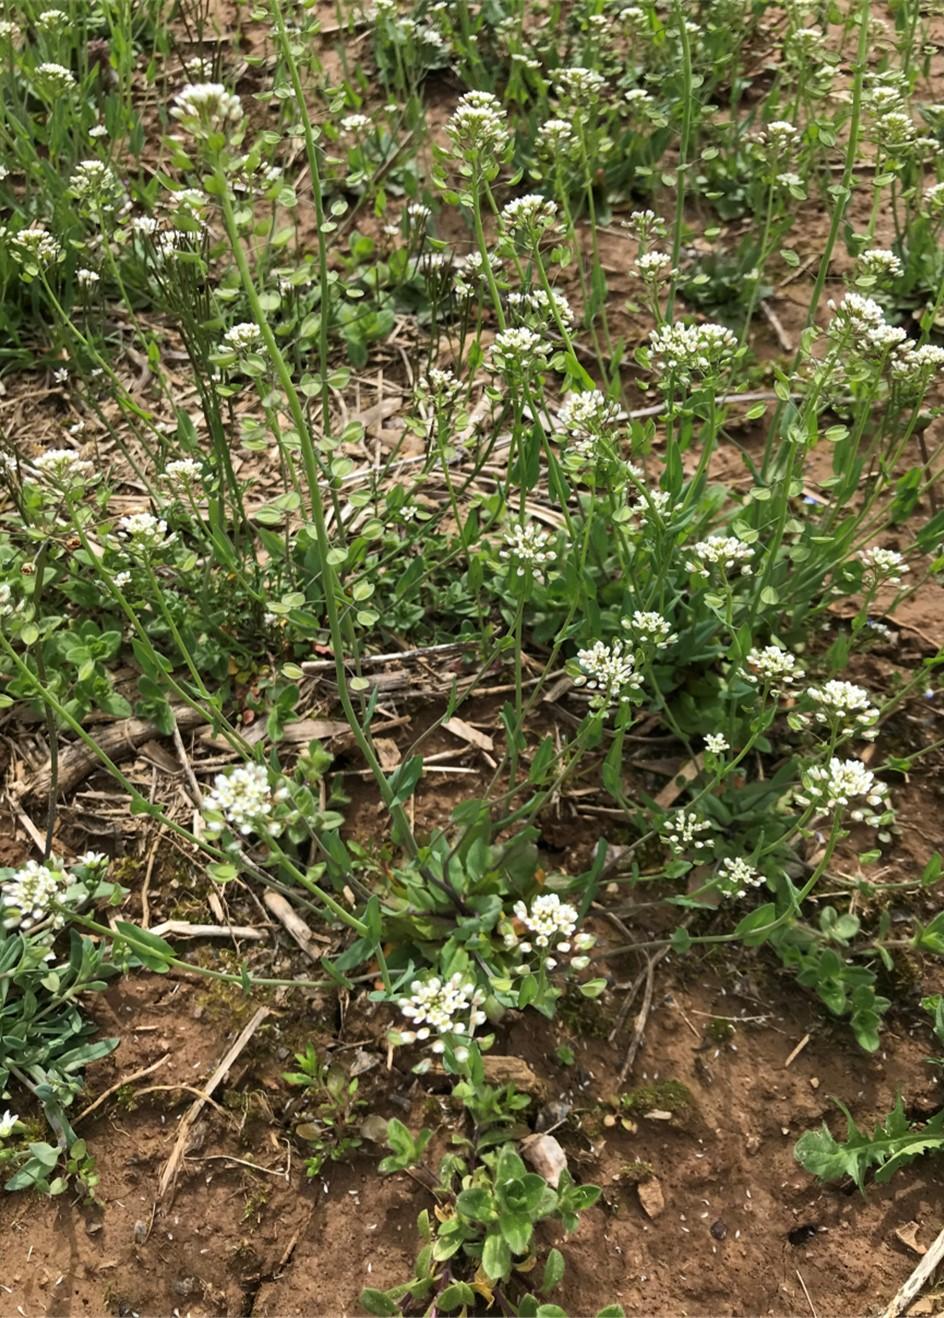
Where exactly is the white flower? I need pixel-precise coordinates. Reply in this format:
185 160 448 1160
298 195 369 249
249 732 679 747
796 756 889 822
506 287 574 330
556 390 620 438
77 267 100 290
117 511 175 550
662 809 714 856
32 447 93 489
453 249 503 299
826 292 906 353
500 521 556 581
537 118 577 153
685 534 754 578
716 857 764 899
745 644 804 688
446 90 510 161
69 160 125 213
37 9 68 30
34 62 76 94
1 859 70 931
341 112 370 134
635 250 673 282
512 893 579 949
805 680 880 739
222 321 262 354
623 610 678 649
0 1111 18 1139
0 20 21 42
202 762 284 838
7 226 62 270
500 194 559 237
171 82 243 137
555 65 606 102
77 851 108 873
890 342 944 390
705 733 729 754
856 247 902 281
488 327 551 375
925 180 944 215
859 545 908 586
165 457 202 484
397 972 485 1047
574 639 643 708
759 119 800 160
648 321 738 385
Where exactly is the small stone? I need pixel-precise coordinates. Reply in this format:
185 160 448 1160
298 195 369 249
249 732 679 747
809 1077 820 1090
637 1176 666 1220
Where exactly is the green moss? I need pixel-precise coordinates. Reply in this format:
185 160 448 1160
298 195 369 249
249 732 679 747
619 1079 694 1117
705 1017 735 1043
616 1159 654 1184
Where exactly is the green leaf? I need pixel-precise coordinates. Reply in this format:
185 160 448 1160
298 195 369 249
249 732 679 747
482 1229 512 1280
358 1288 400 1316
541 1247 565 1295
113 921 174 971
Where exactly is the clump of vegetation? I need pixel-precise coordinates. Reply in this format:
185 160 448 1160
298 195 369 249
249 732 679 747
0 0 943 1298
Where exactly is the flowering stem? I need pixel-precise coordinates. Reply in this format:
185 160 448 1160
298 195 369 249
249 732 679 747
214 174 419 858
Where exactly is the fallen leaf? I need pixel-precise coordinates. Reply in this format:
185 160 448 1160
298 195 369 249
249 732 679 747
894 1221 927 1256
443 716 494 752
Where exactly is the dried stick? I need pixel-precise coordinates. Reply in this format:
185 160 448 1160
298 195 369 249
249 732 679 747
883 1224 944 1318
158 1006 270 1202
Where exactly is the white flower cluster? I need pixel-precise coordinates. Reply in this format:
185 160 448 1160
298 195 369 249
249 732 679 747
32 447 93 489
172 82 244 137
648 322 738 385
662 809 714 856
222 322 262 354
506 894 596 971
555 65 605 102
890 342 944 391
856 247 902 281
826 293 906 354
716 857 764 899
759 119 800 158
397 972 486 1057
1 859 70 931
117 511 175 551
77 267 100 291
341 112 370 135
625 209 666 243
423 366 464 407
685 534 754 578
500 521 556 582
507 287 574 330
7 226 62 270
447 90 510 160
34 62 76 93
635 250 673 283
488 327 550 375
623 610 678 650
70 159 125 213
926 180 944 215
804 680 880 739
745 643 804 689
705 733 729 754
202 762 286 838
796 757 889 823
574 639 643 708
164 457 203 485
500 193 559 237
859 545 908 586
0 1110 18 1140
556 389 621 439
537 118 577 155
453 250 503 299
